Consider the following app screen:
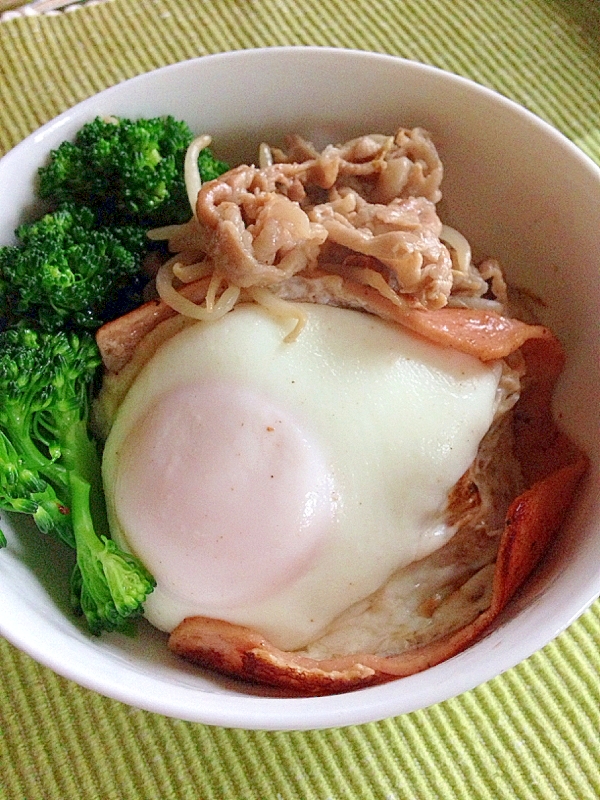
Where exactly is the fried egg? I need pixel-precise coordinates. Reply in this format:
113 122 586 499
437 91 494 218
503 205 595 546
102 303 501 651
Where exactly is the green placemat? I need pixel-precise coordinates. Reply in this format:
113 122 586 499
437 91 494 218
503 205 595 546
1 1 599 798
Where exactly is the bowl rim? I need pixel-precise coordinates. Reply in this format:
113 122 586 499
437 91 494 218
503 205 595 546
0 45 598 731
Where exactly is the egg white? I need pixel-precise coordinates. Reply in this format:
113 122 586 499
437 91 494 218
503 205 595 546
102 303 501 650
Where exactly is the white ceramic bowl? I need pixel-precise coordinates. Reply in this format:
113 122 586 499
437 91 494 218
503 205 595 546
0 48 598 731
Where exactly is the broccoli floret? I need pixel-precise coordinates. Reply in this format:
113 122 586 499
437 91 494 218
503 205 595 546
38 115 229 226
0 431 73 548
0 326 155 634
0 203 148 330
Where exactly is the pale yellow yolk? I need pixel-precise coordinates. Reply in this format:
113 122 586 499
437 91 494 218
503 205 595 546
114 381 333 608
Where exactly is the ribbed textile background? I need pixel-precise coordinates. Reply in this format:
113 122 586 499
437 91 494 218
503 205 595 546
1 1 599 798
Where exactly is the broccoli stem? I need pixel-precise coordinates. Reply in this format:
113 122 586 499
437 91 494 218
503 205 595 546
68 472 119 633
57 414 109 533
68 471 155 635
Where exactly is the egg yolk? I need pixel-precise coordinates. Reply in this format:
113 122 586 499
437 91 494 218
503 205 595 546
113 380 334 609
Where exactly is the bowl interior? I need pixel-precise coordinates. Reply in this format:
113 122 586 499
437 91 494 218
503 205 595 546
0 47 598 730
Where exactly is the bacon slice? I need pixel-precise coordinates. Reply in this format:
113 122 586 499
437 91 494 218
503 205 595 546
276 273 552 362
96 278 211 374
396 307 551 362
96 273 550 373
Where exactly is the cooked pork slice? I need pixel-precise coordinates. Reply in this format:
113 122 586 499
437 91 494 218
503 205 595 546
194 164 327 287
309 191 452 308
272 127 443 204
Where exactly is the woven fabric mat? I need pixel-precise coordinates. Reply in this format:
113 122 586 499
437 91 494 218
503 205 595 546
1 1 599 798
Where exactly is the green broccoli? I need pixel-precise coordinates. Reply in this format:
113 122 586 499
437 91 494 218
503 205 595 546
38 115 229 226
0 431 73 548
0 326 155 634
0 113 227 634
0 203 148 331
